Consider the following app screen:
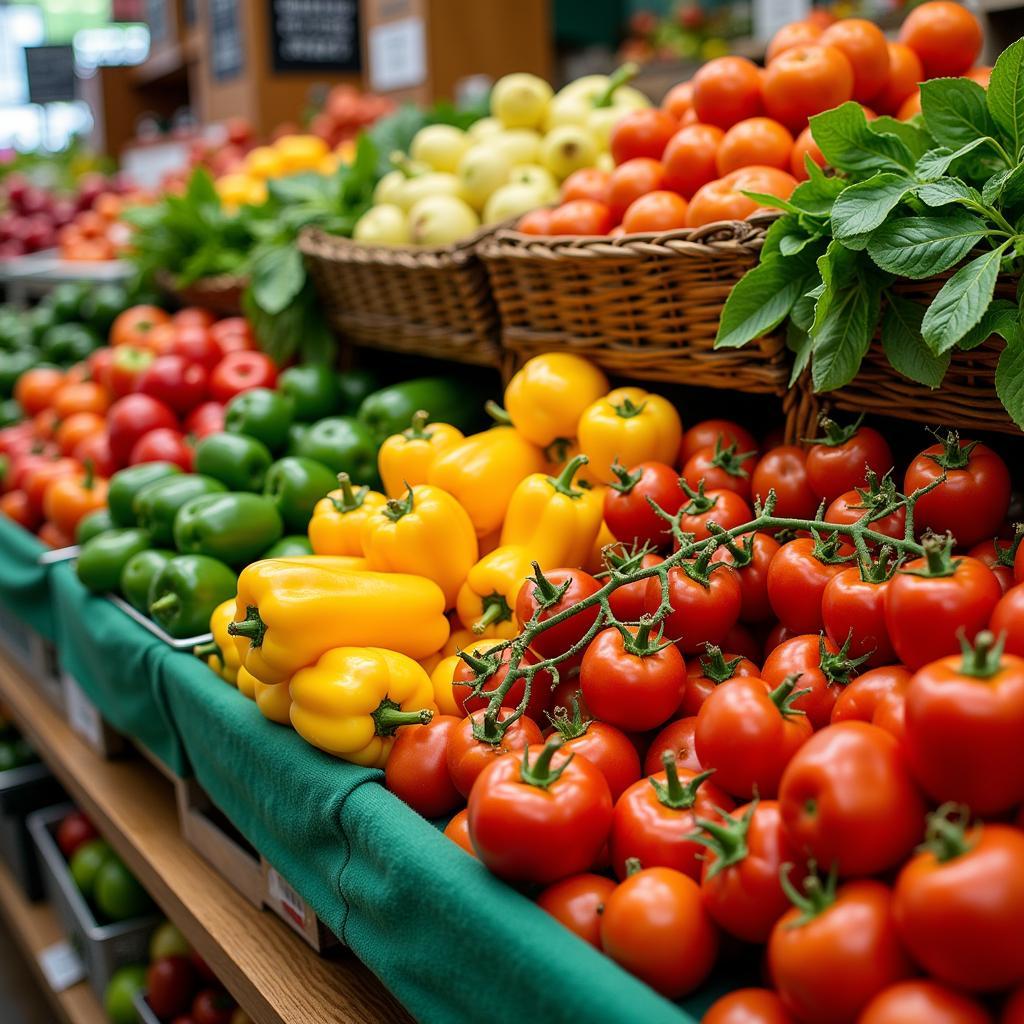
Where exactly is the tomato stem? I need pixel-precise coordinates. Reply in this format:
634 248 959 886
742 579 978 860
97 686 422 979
688 802 755 879
608 460 642 494
779 861 837 925
613 396 647 419
768 674 812 717
925 428 978 471
957 629 1006 679
708 439 754 478
528 562 570 608
650 756 714 810
547 692 591 740
520 738 571 789
923 804 974 863
680 479 715 515
804 413 864 447
698 644 744 684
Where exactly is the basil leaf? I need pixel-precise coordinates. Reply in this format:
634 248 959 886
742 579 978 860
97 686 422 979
715 255 813 349
831 173 914 242
915 138 991 181
957 300 1023 350
881 294 949 388
812 241 859 335
760 214 802 258
787 321 812 386
916 178 983 208
921 242 1011 354
996 335 1024 430
869 116 933 159
250 244 305 316
988 37 1024 158
810 102 916 174
920 78 998 150
866 210 988 279
791 286 819 333
740 190 803 215
811 278 880 392
789 160 847 216
779 232 822 257
999 163 1024 208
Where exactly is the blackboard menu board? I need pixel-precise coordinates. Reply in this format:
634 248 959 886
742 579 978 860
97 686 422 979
209 0 244 81
269 0 361 72
24 46 76 105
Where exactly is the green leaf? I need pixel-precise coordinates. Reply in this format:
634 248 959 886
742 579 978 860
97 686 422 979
921 242 1011 353
249 244 305 316
996 336 1024 429
869 116 933 159
761 214 803 258
810 277 880 391
715 255 813 349
788 160 847 216
786 320 812 386
810 102 916 174
739 190 803 215
920 78 998 150
791 286 819 333
988 37 1024 158
779 232 822 257
881 294 949 388
811 240 859 335
956 299 1023 350
982 167 1014 205
831 173 914 242
866 210 989 279
916 178 983 208
915 138 990 181
999 163 1024 208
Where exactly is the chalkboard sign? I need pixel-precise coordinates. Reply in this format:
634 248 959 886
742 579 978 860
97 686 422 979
24 46 76 105
269 0 361 72
209 0 244 81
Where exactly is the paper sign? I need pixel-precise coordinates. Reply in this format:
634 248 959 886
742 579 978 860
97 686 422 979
368 16 426 92
38 941 86 992
61 673 103 750
267 866 308 929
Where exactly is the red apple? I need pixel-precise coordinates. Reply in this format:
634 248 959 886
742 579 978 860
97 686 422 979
146 956 198 1019
56 811 98 858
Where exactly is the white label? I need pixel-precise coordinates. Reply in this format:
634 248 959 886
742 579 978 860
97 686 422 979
61 673 103 750
752 0 810 41
368 17 426 92
38 941 86 992
267 867 308 929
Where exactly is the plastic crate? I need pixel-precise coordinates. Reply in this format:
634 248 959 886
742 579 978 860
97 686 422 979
0 760 64 899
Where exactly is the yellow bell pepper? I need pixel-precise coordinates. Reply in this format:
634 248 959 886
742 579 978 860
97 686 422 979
378 410 464 499
419 651 443 676
504 353 609 447
543 436 601 487
428 427 546 538
585 520 619 574
577 386 683 484
442 627 478 657
228 560 450 685
289 648 437 767
499 455 604 569
195 598 240 684
455 545 532 639
430 638 503 717
254 679 292 725
308 474 386 556
360 484 478 609
236 665 259 700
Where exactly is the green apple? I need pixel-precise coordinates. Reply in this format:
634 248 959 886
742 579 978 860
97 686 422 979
353 204 410 244
491 72 553 130
69 838 113 899
540 125 599 181
483 182 548 225
149 920 191 961
507 164 558 203
408 195 480 245
104 964 147 1024
458 145 512 209
94 857 154 921
490 130 543 167
410 124 470 173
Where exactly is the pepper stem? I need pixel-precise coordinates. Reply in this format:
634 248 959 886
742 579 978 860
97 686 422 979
473 593 512 634
613 396 647 419
403 410 432 440
547 454 588 497
372 697 433 736
149 593 179 618
383 485 415 522
593 62 638 108
193 640 221 660
484 400 512 426
520 738 572 789
331 473 368 514
226 606 267 648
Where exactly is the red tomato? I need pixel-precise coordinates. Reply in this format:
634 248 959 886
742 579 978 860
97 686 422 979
445 708 543 798
715 117 794 175
105 346 154 398
893 811 1024 992
130 428 193 471
767 537 851 635
720 621 762 665
622 191 689 233
184 401 226 440
779 721 926 876
610 759 733 880
696 675 812 799
898 0 983 78
514 567 601 667
0 490 38 530
992 584 1024 656
548 702 640 801
884 540 1002 669
56 810 98 858
110 304 171 347
609 108 677 164
600 866 718 998
821 567 895 666
136 354 208 415
830 664 910 742
751 445 818 519
107 393 178 467
603 461 682 549
686 166 798 227
191 989 235 1024
678 485 753 542
606 550 664 620
904 433 1011 548
711 531 780 623
820 18 891 104
969 538 1018 594
536 873 615 948
679 644 760 716
692 56 764 129
208 351 277 403
804 417 894 502
643 716 701 775
517 208 554 235
172 326 223 371
209 318 255 355
467 740 613 884
645 560 742 654
580 622 685 732
790 125 826 179
1018 538 1024 584
763 44 856 132
767 20 824 62
560 167 610 205
548 200 613 236
1006 986 1024 1024
454 646 552 723
72 432 116 479
173 307 216 329
825 487 906 544
682 442 756 501
606 158 665 222
859 980 992 1024
384 715 462 818
697 799 805 943
703 989 795 1024
662 82 694 122
680 419 758 465
146 956 198 1019
23 459 80 516
443 808 475 857
903 632 1024 815
662 124 726 199
769 877 913 1024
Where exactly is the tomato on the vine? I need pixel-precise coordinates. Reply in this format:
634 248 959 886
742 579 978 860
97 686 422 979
858 980 991 1024
751 445 819 520
606 548 664 620
703 989 794 1024
682 441 757 501
680 419 758 465
645 557 742 654
547 697 640 800
678 483 753 541
446 709 543 798
830 665 910 742
711 531 780 623
969 537 1019 593
536 873 616 948
779 721 926 877
992 584 1024 656
767 536 854 634
821 565 895 666
825 489 906 544
602 461 682 549
514 566 601 667
805 416 894 502
679 644 760 716
643 716 701 775
453 644 552 723
384 715 463 818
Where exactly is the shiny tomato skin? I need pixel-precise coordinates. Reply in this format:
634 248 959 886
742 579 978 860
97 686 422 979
858 981 992 1024
609 108 677 163
1005 985 1024 1024
130 428 193 471
384 715 463 818
610 764 733 880
682 445 755 501
1017 539 1024 584
769 880 913 1024
779 721 926 877
699 800 805 943
821 567 895 666
602 461 683 549
646 563 742 654
678 489 753 542
969 539 1016 593
446 709 543 798
643 716 701 775
467 743 613 884
830 664 910 742
904 439 1011 549
208 351 277 404
600 866 718 999
680 420 758 465
992 584 1024 656
605 157 666 219
580 625 685 732
536 873 615 948
454 646 552 723
557 720 640 801
679 650 760 716
106 393 178 467
606 552 664 621
751 445 818 519
711 532 780 624
885 555 1002 669
903 647 1024 815
826 489 906 543
767 538 849 635
443 808 475 857
514 567 601 666
696 676 812 799
703 988 795 1024
761 633 856 729
894 823 1024 992
805 424 894 502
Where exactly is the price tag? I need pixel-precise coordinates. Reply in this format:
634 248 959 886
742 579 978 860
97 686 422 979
267 867 308 929
368 17 426 92
38 941 85 992
61 673 103 750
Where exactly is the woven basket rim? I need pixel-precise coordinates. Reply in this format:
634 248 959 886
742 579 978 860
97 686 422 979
155 268 249 294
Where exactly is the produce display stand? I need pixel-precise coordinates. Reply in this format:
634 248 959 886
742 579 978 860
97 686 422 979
0 251 133 308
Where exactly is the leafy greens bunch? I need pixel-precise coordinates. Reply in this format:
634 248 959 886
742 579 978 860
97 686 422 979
715 37 1024 429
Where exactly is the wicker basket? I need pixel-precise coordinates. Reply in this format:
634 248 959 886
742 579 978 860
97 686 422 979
156 270 247 316
298 224 501 368
792 275 1021 439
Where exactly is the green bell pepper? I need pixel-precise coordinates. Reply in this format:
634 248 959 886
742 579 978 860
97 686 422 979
76 528 152 594
148 555 238 639
263 456 337 533
193 433 272 492
0 399 21 427
0 350 39 398
80 283 128 336
108 462 183 527
337 368 379 413
173 493 283 567
286 423 308 456
46 282 88 323
120 549 175 612
294 416 378 482
76 508 114 545
40 323 101 365
262 535 314 558
357 377 475 441
224 388 293 451
134 474 227 547
278 365 340 422
27 306 56 344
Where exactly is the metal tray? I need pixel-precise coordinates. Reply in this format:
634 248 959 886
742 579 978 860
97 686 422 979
106 595 212 650
37 545 79 565
133 990 161 1024
0 761 64 900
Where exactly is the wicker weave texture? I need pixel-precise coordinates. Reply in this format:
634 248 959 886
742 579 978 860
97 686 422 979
156 270 246 316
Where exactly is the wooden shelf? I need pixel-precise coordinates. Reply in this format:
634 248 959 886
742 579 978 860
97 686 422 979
0 654 413 1024
0 857 106 1024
